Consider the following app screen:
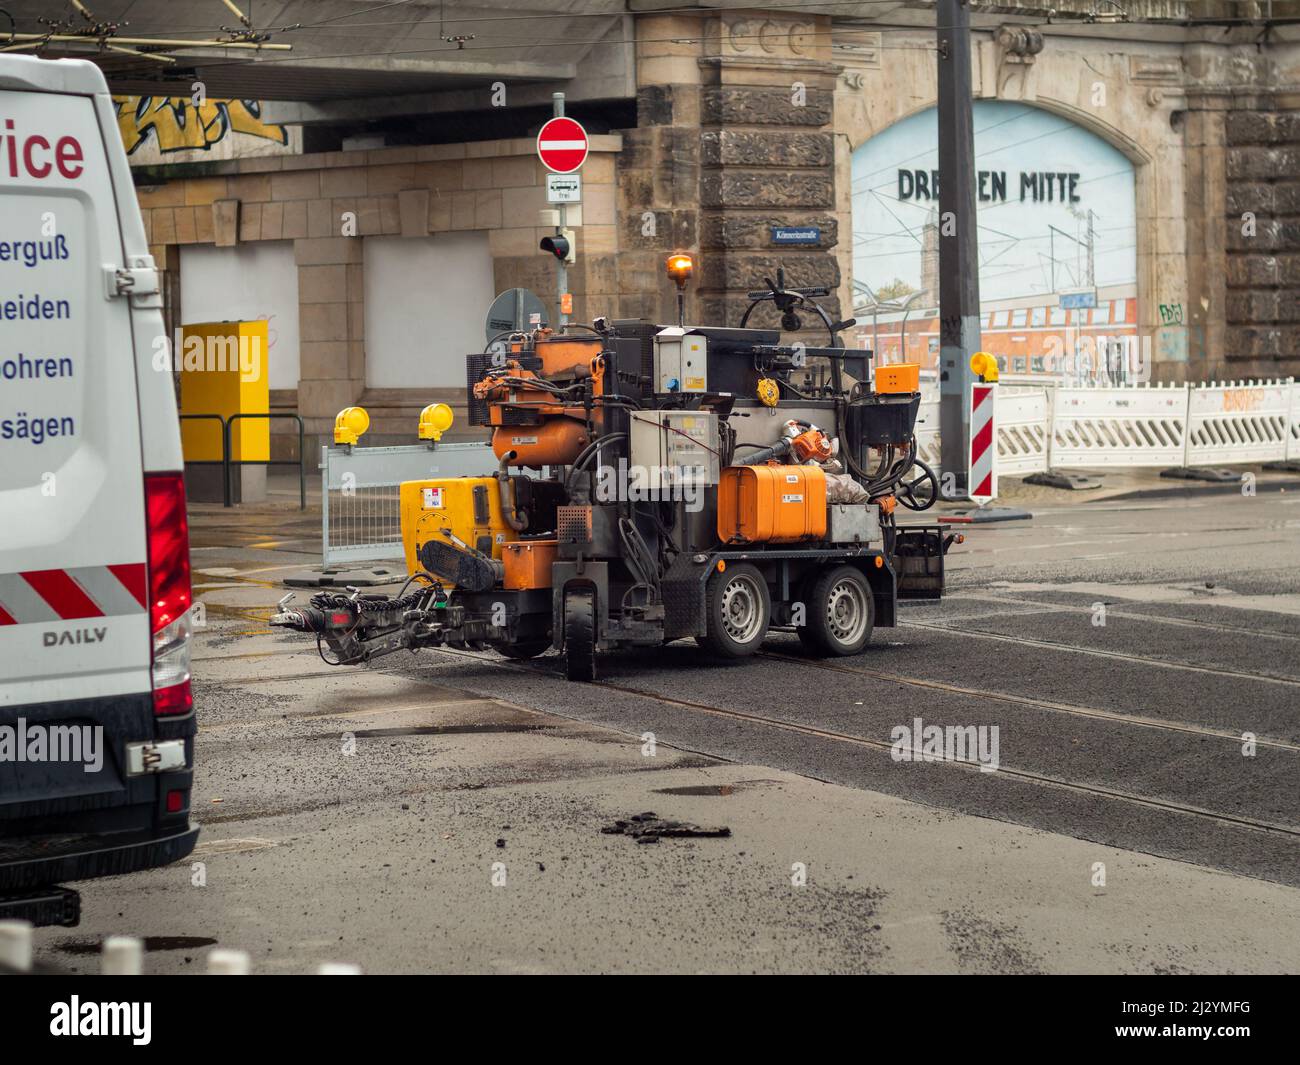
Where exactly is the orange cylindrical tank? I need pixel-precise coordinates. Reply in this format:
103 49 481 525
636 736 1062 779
493 417 590 468
717 465 828 544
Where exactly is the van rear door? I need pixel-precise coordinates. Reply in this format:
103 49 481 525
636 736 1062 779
0 56 196 891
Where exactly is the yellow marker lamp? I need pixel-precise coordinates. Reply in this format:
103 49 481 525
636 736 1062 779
970 351 1000 382
418 402 455 442
333 406 370 446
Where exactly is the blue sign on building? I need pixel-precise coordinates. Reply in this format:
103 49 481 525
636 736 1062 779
1059 291 1097 310
772 226 820 245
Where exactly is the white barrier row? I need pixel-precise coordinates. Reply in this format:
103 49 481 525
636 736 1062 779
1186 380 1294 466
915 378 1299 478
0 921 361 975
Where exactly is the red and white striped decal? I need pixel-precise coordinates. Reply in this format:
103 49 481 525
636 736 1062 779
0 564 147 625
969 384 997 504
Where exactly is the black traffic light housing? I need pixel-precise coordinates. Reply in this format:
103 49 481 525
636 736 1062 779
540 229 575 264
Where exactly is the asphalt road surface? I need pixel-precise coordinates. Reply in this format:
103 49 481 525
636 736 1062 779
29 478 1300 973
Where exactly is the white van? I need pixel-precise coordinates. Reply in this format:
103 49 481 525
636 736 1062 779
0 55 197 923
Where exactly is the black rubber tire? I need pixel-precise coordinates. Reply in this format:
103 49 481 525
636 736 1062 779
801 565 874 657
496 640 551 660
699 563 770 658
563 589 597 682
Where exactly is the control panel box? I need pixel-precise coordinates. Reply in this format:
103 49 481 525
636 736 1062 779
653 328 708 394
628 411 720 490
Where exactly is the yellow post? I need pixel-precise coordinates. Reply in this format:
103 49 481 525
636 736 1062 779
178 321 270 462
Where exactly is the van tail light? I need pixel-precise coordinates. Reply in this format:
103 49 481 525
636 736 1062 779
145 472 193 716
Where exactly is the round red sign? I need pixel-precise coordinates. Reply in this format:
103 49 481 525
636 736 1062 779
536 117 589 175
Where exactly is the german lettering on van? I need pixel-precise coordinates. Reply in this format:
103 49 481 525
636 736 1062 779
0 56 197 911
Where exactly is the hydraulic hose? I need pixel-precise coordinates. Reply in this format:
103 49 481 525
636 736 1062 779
563 432 628 495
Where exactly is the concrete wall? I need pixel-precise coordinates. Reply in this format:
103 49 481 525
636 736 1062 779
130 6 1298 458
362 233 494 389
178 242 301 390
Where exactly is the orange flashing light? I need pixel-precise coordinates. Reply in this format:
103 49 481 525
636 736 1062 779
666 253 694 287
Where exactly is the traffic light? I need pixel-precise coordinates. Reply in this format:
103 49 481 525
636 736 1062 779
540 228 576 264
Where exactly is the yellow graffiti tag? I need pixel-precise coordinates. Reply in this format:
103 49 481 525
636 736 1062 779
1223 389 1262 413
113 96 289 156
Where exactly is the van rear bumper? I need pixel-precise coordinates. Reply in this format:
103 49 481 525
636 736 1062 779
0 689 198 891
0 821 199 892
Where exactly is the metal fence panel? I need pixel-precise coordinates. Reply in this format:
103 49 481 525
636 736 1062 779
321 442 497 566
1050 383 1189 468
1186 379 1292 466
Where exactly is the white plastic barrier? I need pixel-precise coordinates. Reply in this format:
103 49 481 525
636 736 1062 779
911 387 1049 477
995 388 1051 476
899 377 1298 484
1289 383 1300 462
1186 379 1292 466
915 397 941 469
1050 382 1189 468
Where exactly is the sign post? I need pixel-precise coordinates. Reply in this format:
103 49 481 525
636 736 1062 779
538 99 588 329
936 0 982 499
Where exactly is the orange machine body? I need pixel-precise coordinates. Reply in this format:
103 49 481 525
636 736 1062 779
874 363 920 394
477 353 606 443
503 538 558 589
511 334 603 378
717 465 828 544
492 417 590 468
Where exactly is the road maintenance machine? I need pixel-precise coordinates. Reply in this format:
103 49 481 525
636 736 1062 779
272 258 959 681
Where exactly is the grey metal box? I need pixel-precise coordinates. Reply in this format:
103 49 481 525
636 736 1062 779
827 503 881 544
628 410 720 490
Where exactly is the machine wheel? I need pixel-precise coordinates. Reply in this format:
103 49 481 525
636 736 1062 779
563 589 597 682
801 565 874 657
496 640 550 660
700 563 770 658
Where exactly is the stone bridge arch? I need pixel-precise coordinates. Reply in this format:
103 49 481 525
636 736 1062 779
832 22 1189 377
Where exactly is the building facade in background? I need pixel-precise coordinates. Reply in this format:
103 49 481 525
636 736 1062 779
11 1 1290 451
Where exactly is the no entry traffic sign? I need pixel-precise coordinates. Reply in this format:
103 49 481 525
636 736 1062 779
537 117 588 174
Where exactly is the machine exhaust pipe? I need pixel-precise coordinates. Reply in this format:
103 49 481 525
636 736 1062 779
497 450 529 531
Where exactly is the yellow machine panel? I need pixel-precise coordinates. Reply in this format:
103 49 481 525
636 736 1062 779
399 476 517 584
717 465 828 545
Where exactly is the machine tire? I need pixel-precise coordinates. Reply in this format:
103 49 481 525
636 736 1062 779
563 589 597 682
497 640 550 660
700 563 770 658
801 565 874 656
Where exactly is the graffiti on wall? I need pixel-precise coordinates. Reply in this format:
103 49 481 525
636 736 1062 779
113 96 291 157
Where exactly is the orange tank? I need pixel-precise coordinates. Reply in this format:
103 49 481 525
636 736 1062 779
492 417 590 468
717 465 828 545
